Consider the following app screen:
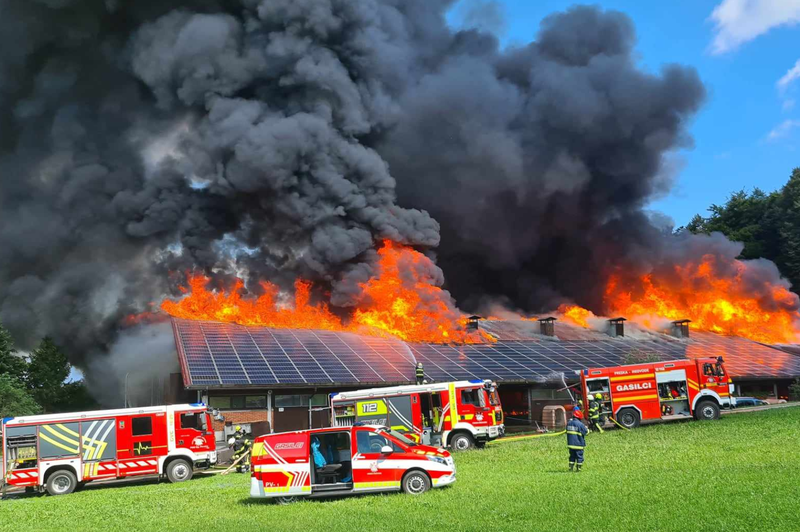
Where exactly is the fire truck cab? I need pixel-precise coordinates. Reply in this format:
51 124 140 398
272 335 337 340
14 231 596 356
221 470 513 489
579 356 734 429
250 425 455 503
330 379 504 451
1 404 217 496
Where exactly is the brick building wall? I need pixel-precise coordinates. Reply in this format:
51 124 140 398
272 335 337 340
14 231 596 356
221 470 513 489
211 410 269 432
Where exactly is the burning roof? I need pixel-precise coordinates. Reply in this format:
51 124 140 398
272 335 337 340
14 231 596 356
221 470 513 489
172 317 800 389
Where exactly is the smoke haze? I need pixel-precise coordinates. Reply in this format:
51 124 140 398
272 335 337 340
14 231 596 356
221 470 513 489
3 0 781 402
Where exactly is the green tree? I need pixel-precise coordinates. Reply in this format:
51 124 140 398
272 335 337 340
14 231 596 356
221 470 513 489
26 337 70 413
58 381 99 412
0 374 41 418
790 379 800 402
689 168 800 294
0 322 27 382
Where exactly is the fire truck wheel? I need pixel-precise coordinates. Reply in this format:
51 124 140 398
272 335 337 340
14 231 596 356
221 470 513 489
617 408 641 429
694 400 720 421
275 496 299 505
166 459 194 483
402 470 431 495
450 433 475 451
46 470 77 496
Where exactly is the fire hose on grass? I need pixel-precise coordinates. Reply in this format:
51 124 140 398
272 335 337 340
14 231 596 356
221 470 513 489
220 450 251 475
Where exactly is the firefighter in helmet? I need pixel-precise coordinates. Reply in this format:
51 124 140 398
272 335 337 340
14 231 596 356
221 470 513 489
588 393 604 433
567 409 588 472
416 362 425 385
229 425 252 473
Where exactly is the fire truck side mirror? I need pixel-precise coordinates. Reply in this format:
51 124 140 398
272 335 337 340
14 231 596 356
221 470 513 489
380 446 393 454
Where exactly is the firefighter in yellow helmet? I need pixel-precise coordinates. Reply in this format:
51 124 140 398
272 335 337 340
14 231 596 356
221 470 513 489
229 425 252 473
588 393 604 433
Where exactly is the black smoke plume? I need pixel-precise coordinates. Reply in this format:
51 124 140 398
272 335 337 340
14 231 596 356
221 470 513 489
0 1 720 402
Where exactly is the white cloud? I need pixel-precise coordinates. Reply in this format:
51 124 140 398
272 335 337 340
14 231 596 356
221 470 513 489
778 58 800 91
766 119 800 140
709 0 800 54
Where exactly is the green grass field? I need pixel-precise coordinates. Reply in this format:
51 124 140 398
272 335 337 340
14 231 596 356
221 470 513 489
2 407 798 532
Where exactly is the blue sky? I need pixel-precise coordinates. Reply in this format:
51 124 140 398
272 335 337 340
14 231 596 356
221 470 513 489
450 0 800 226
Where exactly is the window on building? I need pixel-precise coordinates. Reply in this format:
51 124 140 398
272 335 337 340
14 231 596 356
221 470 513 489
245 396 267 409
530 389 554 399
275 394 327 408
310 395 328 407
132 416 152 436
209 396 231 409
210 395 268 410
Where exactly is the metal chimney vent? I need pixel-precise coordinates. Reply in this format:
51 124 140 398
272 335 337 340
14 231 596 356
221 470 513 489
671 319 691 338
608 317 626 337
466 315 481 331
538 317 557 337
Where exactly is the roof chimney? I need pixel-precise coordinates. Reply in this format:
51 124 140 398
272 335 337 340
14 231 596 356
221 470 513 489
466 315 481 331
608 317 626 338
538 317 557 337
671 319 691 338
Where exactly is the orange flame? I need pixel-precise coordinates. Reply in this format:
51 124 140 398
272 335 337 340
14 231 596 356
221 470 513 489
558 304 593 328
603 255 800 344
160 240 490 343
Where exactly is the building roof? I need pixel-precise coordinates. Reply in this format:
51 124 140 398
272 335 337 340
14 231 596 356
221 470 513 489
172 318 800 389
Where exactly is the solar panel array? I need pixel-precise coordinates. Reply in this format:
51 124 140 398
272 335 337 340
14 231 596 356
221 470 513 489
173 318 800 387
173 319 416 387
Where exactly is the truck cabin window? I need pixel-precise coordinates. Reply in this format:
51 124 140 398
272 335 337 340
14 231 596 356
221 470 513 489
461 389 483 407
180 413 201 430
357 431 404 454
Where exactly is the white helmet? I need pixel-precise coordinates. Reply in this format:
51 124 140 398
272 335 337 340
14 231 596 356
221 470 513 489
227 437 236 446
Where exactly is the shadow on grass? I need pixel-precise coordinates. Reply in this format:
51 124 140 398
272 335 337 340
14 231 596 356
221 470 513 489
237 489 407 507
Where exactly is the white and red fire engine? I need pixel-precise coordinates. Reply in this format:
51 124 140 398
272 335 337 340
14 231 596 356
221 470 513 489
1 403 216 496
579 356 734 428
250 424 455 503
331 379 504 450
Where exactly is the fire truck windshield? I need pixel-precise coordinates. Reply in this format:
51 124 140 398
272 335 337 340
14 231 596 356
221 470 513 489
379 428 418 447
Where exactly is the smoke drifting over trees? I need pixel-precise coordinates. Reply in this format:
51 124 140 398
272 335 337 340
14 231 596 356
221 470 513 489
4 0 771 399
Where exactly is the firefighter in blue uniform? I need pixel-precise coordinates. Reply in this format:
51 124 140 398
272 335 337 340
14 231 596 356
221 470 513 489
415 362 425 385
567 410 589 472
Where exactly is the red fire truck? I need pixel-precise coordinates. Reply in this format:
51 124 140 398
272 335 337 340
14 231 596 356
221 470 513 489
331 380 504 450
579 356 734 429
1 404 217 496
250 425 455 503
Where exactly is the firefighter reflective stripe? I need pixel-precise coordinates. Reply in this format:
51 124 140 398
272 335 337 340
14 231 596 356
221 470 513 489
82 419 114 461
354 481 401 489
566 430 583 435
39 425 80 454
615 394 657 402
567 445 585 450
610 373 655 382
449 384 458 425
251 441 266 458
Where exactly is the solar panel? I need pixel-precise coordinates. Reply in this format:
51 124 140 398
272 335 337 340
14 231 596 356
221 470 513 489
173 318 800 388
172 319 417 387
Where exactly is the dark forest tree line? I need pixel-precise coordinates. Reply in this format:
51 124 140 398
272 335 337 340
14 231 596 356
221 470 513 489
685 167 800 293
0 323 96 418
